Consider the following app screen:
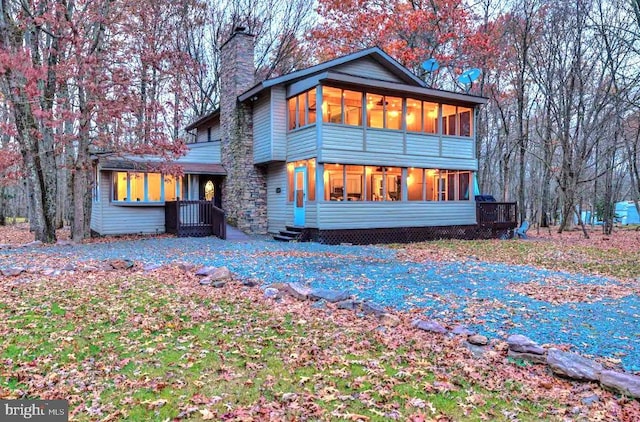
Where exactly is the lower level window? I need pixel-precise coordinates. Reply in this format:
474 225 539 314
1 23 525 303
113 171 181 202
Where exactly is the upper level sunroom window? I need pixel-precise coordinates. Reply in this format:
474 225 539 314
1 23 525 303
286 85 474 138
288 89 317 130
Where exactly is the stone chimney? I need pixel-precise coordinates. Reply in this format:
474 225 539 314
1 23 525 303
220 26 267 233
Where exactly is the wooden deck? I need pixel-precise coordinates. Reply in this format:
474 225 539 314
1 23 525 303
165 200 226 239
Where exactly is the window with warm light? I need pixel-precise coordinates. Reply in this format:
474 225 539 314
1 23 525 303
324 163 345 201
423 102 439 134
322 87 343 124
366 94 384 128
112 171 182 203
366 166 402 201
345 165 364 201
386 97 402 130
287 89 317 130
406 99 422 132
344 90 362 126
407 168 424 200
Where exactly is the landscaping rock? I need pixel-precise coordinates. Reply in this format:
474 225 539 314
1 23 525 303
56 239 75 246
379 313 401 327
242 279 259 287
308 288 350 303
507 334 545 355
199 277 212 286
23 240 43 247
211 281 227 288
107 259 135 270
581 395 600 406
508 349 547 365
62 263 77 272
284 283 311 300
311 300 327 310
335 299 361 310
176 261 198 272
546 348 603 381
361 301 386 317
1 267 25 277
281 393 298 402
412 319 447 334
79 265 99 273
468 334 489 346
143 263 162 272
41 268 61 277
464 341 487 359
263 288 280 299
195 266 232 280
452 325 475 336
599 370 640 398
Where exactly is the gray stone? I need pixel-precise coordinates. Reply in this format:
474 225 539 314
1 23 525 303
281 392 298 402
24 240 43 247
464 341 487 359
284 283 312 300
143 263 162 272
308 288 350 303
199 277 212 286
508 349 547 365
1 267 24 277
176 262 198 272
56 239 75 246
263 287 280 299
62 263 77 272
336 299 361 310
311 300 327 309
546 348 603 381
195 266 217 276
361 301 386 316
42 268 61 277
507 334 545 355
452 325 475 336
581 395 600 406
242 279 259 287
468 334 489 346
208 266 232 281
412 319 447 334
380 313 401 327
599 370 640 398
211 281 227 288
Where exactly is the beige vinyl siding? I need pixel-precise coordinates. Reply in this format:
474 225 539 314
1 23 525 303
365 129 403 154
317 201 476 229
442 137 474 159
253 92 271 163
322 125 364 151
266 163 288 233
334 57 407 83
181 142 221 163
287 126 316 161
271 86 287 160
406 133 440 156
93 170 166 235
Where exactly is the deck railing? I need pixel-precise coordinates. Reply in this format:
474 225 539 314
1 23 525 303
165 200 226 239
476 202 518 229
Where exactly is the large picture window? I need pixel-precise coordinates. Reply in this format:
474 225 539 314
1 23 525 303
112 172 181 203
287 88 317 130
287 159 316 202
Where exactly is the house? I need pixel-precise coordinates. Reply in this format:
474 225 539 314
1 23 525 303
615 201 640 225
90 27 516 243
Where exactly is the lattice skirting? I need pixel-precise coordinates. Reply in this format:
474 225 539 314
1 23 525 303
302 225 513 245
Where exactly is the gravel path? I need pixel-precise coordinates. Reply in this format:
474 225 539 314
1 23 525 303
2 236 638 372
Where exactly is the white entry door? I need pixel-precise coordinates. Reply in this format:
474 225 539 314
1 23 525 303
293 167 306 226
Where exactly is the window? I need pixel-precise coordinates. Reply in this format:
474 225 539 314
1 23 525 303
407 168 424 201
442 104 457 136
406 99 422 132
345 165 364 201
459 107 473 137
344 90 362 126
386 97 402 130
112 172 182 203
324 164 344 201
366 94 384 128
458 171 470 200
423 102 439 134
367 166 401 201
207 127 212 142
287 159 317 202
322 87 342 124
287 88 317 130
425 169 438 201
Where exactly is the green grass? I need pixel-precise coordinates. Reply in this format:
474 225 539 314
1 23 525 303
0 273 565 421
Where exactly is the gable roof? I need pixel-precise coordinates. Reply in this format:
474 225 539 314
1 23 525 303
238 47 426 102
184 109 219 131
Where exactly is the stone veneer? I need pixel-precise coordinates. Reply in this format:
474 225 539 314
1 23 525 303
220 28 267 234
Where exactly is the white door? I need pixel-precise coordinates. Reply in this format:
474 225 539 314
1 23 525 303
293 167 306 226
